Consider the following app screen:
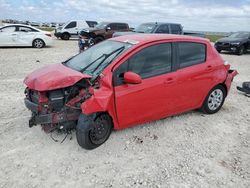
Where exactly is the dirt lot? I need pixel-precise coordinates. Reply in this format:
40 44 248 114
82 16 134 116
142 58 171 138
0 39 249 188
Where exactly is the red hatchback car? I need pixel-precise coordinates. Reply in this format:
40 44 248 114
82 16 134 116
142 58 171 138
24 34 237 149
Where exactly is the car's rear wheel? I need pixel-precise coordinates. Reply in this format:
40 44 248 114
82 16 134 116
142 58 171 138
32 39 45 48
61 33 70 40
216 49 221 53
201 85 226 114
237 46 245 55
76 114 112 150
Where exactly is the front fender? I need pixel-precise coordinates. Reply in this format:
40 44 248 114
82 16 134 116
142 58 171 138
80 76 119 129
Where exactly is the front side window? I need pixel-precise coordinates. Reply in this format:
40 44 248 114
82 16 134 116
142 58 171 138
155 25 170 34
113 43 172 86
108 24 117 30
65 21 76 29
177 42 206 68
170 24 182 34
134 23 156 33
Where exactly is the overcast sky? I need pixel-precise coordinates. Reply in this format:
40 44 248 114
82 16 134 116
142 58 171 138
0 0 250 32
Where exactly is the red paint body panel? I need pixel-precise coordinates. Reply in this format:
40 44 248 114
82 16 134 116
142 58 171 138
24 63 91 91
24 34 237 131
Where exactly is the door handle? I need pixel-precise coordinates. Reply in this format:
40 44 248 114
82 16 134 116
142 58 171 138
164 78 175 84
11 34 17 36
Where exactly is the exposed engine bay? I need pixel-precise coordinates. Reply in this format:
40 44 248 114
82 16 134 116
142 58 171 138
24 78 99 133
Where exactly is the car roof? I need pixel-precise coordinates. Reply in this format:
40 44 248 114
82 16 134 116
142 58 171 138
99 22 128 24
110 34 209 45
1 24 32 27
141 22 182 26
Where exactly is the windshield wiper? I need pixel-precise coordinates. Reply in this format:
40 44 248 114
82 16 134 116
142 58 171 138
80 53 107 73
90 46 125 74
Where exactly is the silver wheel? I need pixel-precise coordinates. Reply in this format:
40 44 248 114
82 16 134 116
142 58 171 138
207 89 223 111
33 39 44 48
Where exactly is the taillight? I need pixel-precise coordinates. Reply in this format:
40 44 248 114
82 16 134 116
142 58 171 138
45 33 52 37
224 61 230 70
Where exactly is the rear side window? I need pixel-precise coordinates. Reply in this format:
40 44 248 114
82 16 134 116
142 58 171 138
18 26 37 32
170 24 182 34
116 24 128 30
177 42 206 68
65 21 76 29
113 43 172 86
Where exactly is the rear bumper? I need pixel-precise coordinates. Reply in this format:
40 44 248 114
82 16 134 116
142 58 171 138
225 69 238 92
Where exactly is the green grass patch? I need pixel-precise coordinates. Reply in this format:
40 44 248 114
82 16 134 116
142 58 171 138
206 35 224 42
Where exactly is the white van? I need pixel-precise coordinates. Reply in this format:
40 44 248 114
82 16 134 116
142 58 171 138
55 20 97 40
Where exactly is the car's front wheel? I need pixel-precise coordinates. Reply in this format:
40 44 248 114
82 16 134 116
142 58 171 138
61 33 70 40
32 39 45 48
237 46 245 55
201 85 226 114
76 113 113 150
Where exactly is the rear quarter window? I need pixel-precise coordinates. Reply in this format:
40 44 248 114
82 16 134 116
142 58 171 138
177 42 206 68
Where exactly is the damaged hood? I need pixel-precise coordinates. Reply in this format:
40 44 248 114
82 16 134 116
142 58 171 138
24 63 91 91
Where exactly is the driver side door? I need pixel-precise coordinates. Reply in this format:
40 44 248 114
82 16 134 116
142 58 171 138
113 42 176 128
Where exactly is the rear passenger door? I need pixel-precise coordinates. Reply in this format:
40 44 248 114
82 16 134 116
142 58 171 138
174 42 214 110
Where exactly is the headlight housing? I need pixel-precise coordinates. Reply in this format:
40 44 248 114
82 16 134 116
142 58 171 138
230 42 240 46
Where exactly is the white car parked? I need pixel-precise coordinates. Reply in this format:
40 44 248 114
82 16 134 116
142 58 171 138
0 24 53 48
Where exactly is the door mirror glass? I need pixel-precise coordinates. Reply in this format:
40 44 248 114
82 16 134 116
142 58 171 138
124 71 142 84
106 26 111 31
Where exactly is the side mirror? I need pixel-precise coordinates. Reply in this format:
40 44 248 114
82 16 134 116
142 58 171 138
124 71 142 84
106 27 111 31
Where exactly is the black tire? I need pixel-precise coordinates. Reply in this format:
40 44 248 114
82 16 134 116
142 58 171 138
94 37 104 44
76 113 112 150
61 33 70 40
236 46 245 55
216 49 221 53
32 39 45 48
201 85 226 114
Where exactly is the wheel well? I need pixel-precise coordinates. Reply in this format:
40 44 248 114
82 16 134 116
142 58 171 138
62 32 70 37
94 112 114 128
219 83 228 96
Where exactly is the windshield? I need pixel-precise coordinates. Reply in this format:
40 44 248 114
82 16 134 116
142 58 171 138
64 40 133 80
134 23 156 33
95 22 109 29
229 32 250 38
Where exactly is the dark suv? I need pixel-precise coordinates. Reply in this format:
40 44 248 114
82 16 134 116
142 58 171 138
214 32 250 55
113 22 183 37
79 22 130 43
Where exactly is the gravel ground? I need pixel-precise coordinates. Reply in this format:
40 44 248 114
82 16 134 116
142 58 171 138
0 39 249 188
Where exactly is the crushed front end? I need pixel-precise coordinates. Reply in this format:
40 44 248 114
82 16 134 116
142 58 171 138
24 80 92 133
